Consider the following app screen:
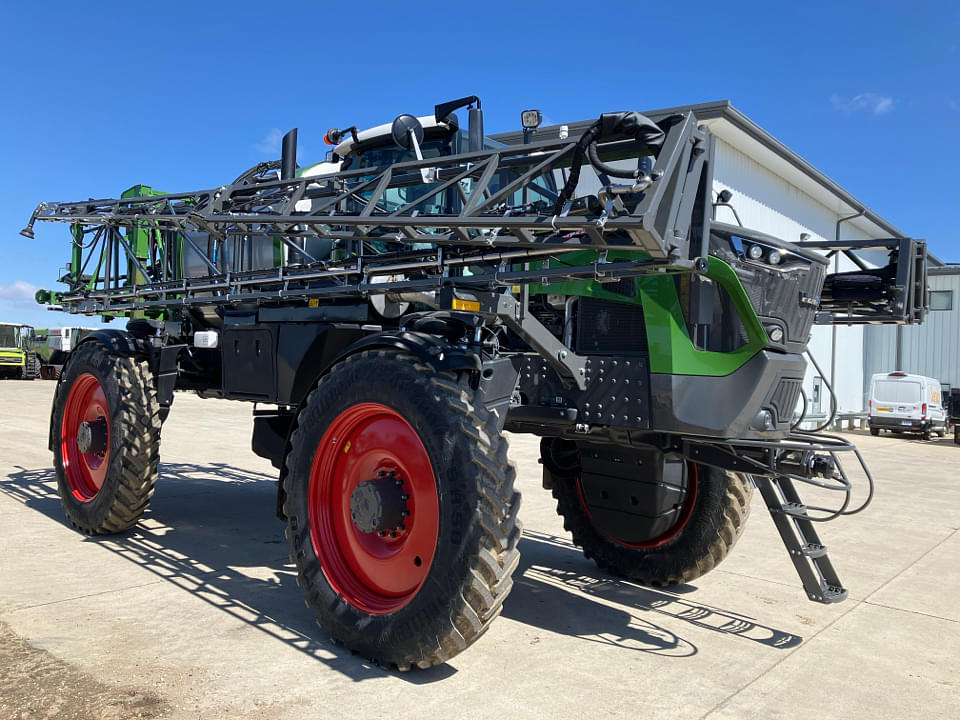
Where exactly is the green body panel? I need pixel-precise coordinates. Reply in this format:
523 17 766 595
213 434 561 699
638 256 766 376
531 251 766 377
70 224 83 285
529 249 651 303
0 349 25 365
121 184 166 287
0 323 28 370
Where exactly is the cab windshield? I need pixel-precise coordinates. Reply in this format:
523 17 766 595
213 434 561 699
0 326 21 349
351 130 558 215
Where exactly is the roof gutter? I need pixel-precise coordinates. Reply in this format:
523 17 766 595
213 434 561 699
491 99 911 242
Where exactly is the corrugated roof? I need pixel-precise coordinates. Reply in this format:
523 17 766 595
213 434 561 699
491 100 942 264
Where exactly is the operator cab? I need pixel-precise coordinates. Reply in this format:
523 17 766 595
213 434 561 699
331 113 460 169
316 101 557 216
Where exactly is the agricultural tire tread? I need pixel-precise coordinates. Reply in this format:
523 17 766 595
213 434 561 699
545 439 751 586
283 349 521 670
52 342 161 534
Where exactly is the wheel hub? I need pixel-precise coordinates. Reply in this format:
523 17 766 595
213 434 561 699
76 417 108 457
349 471 408 535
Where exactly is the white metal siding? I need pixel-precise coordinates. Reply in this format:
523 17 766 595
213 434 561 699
864 273 960 391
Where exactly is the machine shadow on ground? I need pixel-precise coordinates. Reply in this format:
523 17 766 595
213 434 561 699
2 462 801 681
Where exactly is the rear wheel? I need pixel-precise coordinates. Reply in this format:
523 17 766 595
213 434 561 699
284 350 521 669
21 353 40 380
542 437 751 586
869 427 880 436
52 342 161 534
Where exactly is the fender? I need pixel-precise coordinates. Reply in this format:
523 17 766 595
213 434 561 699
48 330 145 451
328 330 482 375
77 330 184 422
77 328 152 357
49 330 183 450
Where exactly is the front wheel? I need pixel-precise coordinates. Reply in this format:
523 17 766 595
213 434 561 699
543 438 751 586
284 350 521 669
870 427 880 437
51 342 162 534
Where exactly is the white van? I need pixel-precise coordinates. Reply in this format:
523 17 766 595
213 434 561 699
867 372 947 439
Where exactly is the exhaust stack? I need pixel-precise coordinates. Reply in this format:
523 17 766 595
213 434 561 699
281 129 298 180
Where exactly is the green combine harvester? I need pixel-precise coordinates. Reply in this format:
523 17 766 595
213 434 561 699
22 97 927 669
0 322 41 379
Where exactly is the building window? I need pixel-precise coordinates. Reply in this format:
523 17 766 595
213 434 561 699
930 290 953 311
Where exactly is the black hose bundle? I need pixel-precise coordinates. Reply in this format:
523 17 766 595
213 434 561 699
552 111 666 216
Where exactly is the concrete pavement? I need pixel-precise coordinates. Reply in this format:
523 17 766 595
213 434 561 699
1 381 957 719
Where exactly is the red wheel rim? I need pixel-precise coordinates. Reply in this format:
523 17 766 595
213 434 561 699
308 402 438 614
577 461 698 549
60 373 111 502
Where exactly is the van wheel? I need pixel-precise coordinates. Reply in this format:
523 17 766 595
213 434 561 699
869 427 880 436
922 430 932 441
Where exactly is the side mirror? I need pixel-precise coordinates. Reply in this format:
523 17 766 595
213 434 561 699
391 114 425 151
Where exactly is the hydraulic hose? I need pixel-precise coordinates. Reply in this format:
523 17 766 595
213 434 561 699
552 111 666 216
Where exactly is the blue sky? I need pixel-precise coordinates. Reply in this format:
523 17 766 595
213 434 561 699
1 1 957 328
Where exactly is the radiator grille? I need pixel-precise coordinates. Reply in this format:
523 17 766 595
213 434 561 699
576 298 648 355
769 378 803 425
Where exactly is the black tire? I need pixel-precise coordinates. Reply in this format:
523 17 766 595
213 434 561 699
922 430 932 441
52 342 162 535
284 350 521 669
543 438 751 586
870 427 880 436
21 353 40 380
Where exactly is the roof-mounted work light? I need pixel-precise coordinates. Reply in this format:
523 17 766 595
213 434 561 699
521 109 542 129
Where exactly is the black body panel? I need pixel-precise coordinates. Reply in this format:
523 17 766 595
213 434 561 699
649 350 805 438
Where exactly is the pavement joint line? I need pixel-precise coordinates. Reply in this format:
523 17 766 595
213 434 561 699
699 526 960 719
711 568 868 603
859 600 959 625
862 527 958 605
697 598 863 720
3 579 166 614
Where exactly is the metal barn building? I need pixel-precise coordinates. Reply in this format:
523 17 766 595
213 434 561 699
498 100 919 419
864 265 960 396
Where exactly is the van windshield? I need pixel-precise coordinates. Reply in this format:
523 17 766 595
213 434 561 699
874 380 921 403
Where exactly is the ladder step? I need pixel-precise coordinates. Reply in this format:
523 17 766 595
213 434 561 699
755 474 849 606
799 542 827 558
778 501 808 518
807 583 848 604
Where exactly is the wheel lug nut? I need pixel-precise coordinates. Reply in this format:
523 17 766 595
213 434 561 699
400 510 409 517
400 494 409 501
